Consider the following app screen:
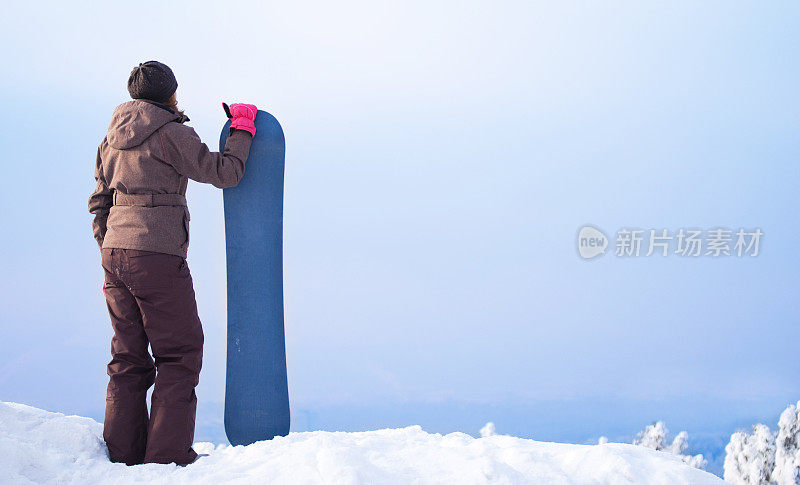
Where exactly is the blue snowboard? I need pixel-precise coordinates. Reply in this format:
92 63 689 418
219 110 289 446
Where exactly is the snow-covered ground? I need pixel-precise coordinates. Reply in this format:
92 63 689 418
0 402 723 484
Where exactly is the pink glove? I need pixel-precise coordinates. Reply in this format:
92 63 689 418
223 102 258 137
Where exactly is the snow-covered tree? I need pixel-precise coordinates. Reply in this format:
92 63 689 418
773 402 800 485
633 421 707 470
635 421 669 450
597 436 609 445
723 424 775 485
480 422 497 437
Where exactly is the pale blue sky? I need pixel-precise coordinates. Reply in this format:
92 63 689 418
0 1 798 472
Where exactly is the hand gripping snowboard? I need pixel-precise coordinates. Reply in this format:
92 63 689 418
220 109 289 445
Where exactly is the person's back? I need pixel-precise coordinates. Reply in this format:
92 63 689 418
88 60 258 466
92 96 254 257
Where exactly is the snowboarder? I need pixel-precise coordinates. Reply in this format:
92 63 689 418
88 60 257 466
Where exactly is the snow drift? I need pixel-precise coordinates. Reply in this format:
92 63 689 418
0 402 723 484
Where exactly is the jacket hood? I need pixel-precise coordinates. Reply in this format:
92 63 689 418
107 100 184 149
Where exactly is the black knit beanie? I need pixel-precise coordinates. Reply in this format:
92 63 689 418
127 61 178 103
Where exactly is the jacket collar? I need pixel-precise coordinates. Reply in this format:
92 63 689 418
141 99 190 123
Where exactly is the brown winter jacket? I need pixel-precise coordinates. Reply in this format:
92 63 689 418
88 100 252 258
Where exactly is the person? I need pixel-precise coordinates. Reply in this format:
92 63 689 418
88 60 257 466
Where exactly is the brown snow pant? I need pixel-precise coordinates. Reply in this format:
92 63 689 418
101 248 203 466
